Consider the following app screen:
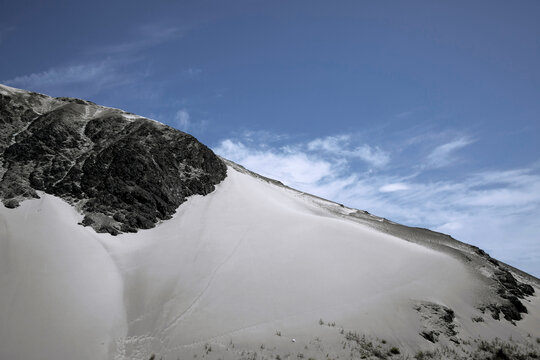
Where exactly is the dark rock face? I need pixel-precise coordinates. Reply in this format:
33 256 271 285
482 269 532 322
469 248 534 322
420 330 438 343
414 302 459 344
0 85 227 234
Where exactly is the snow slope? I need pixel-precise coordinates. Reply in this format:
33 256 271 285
1 165 539 360
0 194 126 360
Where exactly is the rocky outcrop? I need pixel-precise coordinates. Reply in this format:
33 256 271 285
0 85 227 234
415 302 460 344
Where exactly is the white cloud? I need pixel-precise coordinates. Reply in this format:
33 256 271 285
242 130 289 144
469 168 537 186
307 135 349 153
172 109 209 134
3 23 183 96
458 187 540 207
434 221 463 232
427 137 474 167
4 61 123 90
379 183 409 193
352 144 390 167
215 139 336 188
184 68 202 77
88 24 183 56
395 109 415 119
175 109 190 131
307 135 390 168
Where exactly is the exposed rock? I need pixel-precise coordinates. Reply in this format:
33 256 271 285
0 85 227 234
495 268 535 298
420 330 439 343
55 96 96 105
415 302 459 344
478 268 535 322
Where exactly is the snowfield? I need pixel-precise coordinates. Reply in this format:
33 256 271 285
1 165 539 360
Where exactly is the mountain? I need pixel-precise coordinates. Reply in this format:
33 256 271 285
0 85 226 234
0 84 538 360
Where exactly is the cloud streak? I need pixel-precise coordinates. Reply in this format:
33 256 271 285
379 183 409 192
88 24 183 56
4 60 126 90
175 109 190 131
427 136 474 167
307 135 390 167
2 23 183 97
352 145 390 167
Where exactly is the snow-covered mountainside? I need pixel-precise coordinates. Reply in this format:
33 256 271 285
0 84 539 360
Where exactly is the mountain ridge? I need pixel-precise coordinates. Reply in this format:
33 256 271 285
0 84 538 360
225 157 538 323
0 84 226 234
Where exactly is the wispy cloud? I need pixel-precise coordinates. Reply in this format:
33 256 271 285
88 24 183 56
172 108 209 134
2 23 183 97
4 60 128 90
394 107 424 119
307 135 390 168
241 130 290 144
427 136 474 167
184 68 202 77
214 130 540 277
175 109 190 131
307 135 349 153
352 145 390 167
379 183 409 193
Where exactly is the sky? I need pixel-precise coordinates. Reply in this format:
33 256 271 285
1 0 539 277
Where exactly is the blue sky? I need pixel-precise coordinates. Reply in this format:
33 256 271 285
1 1 539 276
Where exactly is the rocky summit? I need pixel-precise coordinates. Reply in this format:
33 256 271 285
0 84 227 234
